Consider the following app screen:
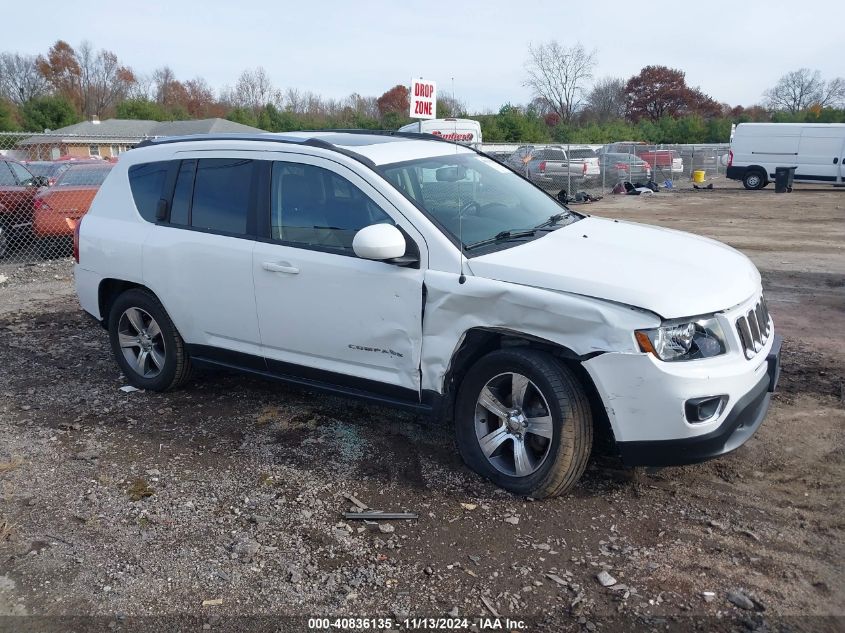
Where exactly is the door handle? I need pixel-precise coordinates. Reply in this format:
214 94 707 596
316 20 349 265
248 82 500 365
262 261 300 274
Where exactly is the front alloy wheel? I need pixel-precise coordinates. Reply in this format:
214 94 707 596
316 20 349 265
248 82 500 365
455 348 593 498
475 372 554 477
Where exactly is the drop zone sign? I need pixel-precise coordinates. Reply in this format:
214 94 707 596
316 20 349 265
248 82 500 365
410 78 436 119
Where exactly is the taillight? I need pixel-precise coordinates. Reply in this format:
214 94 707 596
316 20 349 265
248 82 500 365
642 160 652 169
728 150 733 167
71 217 81 263
538 161 546 173
582 162 587 174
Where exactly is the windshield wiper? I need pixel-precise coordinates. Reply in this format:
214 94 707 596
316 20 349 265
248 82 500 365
533 212 570 230
465 229 536 251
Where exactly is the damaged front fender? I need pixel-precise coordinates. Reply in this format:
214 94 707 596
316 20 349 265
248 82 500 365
421 270 660 393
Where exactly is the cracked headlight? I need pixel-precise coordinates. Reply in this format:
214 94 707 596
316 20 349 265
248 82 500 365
635 317 726 361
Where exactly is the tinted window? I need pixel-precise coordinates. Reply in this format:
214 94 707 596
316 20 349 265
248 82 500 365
270 162 392 251
190 158 253 235
0 163 15 186
57 166 113 186
129 161 169 222
169 160 196 226
569 149 596 158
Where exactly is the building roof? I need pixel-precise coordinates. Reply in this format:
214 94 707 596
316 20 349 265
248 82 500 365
18 118 264 145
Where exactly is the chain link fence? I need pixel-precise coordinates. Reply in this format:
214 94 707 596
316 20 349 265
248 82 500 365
1 131 731 265
482 142 731 199
0 131 140 262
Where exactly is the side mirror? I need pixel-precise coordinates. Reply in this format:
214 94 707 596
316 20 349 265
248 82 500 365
352 224 406 261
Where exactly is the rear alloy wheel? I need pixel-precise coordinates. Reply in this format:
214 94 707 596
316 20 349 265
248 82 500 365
455 348 592 498
108 289 192 391
743 171 766 190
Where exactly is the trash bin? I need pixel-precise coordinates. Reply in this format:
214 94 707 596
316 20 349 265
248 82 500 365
775 166 796 193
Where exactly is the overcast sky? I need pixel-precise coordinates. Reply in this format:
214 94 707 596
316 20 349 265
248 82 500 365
3 0 842 112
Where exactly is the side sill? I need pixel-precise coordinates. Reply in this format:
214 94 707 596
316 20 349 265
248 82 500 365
188 353 434 415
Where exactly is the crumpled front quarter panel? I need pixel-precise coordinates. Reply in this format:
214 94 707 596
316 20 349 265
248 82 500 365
421 270 659 393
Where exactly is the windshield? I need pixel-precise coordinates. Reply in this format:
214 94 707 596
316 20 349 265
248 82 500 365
381 153 579 251
57 166 112 186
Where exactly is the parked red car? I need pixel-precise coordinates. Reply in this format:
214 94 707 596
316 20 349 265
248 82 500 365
0 159 48 258
33 163 114 257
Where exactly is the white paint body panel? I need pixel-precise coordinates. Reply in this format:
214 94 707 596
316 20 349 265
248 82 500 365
470 216 760 318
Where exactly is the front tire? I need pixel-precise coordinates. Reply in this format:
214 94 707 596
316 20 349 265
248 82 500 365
108 289 192 391
743 170 767 190
455 349 592 498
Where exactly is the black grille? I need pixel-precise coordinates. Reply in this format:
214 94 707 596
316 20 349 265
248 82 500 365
735 296 771 359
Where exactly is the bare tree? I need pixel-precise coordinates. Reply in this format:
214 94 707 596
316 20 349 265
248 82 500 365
86 49 135 117
227 67 281 113
0 52 50 105
523 41 596 124
586 76 626 122
764 68 845 113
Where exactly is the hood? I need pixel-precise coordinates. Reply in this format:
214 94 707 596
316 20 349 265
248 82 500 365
468 216 760 319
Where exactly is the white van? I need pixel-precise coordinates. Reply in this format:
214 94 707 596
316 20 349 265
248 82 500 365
727 123 845 189
398 118 482 149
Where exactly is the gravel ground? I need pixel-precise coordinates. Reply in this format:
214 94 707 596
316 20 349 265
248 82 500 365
0 183 843 633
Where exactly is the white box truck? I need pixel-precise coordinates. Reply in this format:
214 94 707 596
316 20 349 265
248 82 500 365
398 118 482 149
726 122 845 189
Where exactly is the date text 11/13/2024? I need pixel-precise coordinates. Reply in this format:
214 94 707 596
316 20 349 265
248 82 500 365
307 616 528 630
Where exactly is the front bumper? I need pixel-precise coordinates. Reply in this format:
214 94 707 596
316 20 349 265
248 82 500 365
583 325 781 467
617 335 781 466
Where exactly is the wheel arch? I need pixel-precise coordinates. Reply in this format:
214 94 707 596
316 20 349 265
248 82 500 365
98 279 154 329
436 327 615 447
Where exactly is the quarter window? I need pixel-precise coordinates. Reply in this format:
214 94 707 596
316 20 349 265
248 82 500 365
190 158 254 235
128 161 169 222
89 145 100 157
270 162 392 252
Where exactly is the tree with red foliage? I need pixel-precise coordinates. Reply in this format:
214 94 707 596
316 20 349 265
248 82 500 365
376 84 409 118
624 65 719 122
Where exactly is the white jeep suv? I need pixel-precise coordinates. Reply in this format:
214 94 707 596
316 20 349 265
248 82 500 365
73 131 781 498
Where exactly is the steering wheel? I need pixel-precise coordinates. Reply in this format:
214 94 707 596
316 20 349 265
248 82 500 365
459 200 482 217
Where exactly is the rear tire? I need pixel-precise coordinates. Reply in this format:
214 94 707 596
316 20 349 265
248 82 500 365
108 289 193 392
454 348 593 498
743 170 767 190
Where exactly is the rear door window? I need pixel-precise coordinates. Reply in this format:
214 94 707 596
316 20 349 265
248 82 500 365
169 160 196 226
190 158 254 235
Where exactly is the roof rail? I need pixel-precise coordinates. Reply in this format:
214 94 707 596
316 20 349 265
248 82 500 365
134 133 377 169
300 128 455 144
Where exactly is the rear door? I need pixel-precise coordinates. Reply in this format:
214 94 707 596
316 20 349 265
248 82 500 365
796 129 841 183
141 154 264 363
